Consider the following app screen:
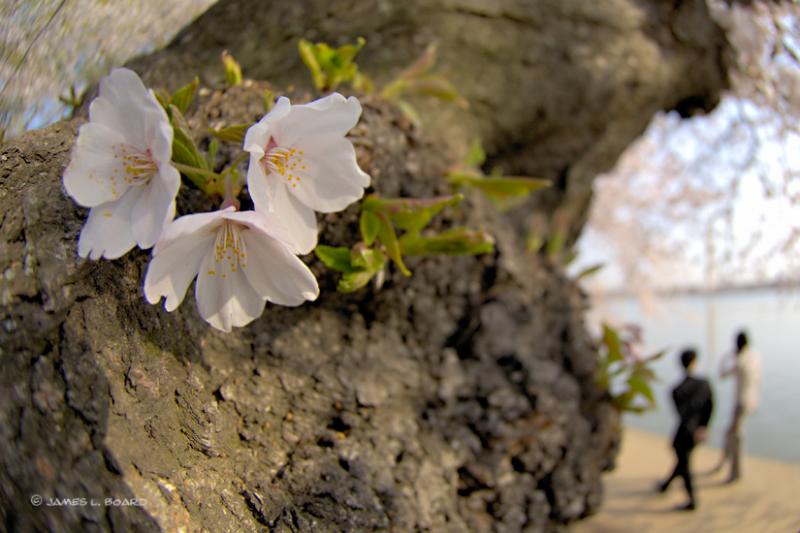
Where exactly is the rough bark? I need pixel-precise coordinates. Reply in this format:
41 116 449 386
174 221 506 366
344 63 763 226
1 1 729 532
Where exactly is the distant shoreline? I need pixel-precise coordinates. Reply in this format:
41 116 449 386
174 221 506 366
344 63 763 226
593 280 799 299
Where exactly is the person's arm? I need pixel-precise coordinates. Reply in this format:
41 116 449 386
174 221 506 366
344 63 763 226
699 380 714 427
720 352 736 378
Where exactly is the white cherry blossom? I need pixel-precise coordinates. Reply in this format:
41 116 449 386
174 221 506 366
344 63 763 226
243 93 371 254
63 68 180 259
144 207 319 332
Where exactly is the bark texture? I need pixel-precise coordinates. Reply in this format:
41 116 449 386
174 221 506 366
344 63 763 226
1 0 729 531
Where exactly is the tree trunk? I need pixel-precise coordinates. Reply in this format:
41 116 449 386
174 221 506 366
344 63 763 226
0 1 728 531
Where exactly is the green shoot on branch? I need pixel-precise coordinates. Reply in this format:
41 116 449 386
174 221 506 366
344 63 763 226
263 89 275 112
153 94 239 198
222 51 243 86
298 37 372 93
315 193 494 293
380 44 468 127
209 123 252 144
447 139 550 211
171 77 199 115
59 84 87 117
596 323 664 414
574 263 605 281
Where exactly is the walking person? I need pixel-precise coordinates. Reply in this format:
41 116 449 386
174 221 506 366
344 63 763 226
710 329 762 483
658 348 714 511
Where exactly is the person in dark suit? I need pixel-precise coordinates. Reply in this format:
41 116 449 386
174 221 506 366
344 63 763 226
657 348 714 511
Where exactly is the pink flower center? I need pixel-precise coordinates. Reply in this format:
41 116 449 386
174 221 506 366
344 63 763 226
208 221 248 279
115 144 158 186
259 138 307 189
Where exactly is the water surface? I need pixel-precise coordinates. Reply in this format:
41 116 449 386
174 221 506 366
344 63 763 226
589 288 800 463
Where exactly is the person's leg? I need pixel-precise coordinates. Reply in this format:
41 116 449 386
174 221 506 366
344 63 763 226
709 426 733 475
659 457 679 492
676 443 696 510
658 434 683 492
728 406 744 482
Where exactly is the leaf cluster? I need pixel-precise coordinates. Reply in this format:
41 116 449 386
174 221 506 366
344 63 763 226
596 324 664 414
379 44 468 126
316 194 494 293
298 38 372 93
154 56 252 199
447 140 550 211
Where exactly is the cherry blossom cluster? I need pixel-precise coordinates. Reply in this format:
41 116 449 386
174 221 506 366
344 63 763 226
63 68 370 331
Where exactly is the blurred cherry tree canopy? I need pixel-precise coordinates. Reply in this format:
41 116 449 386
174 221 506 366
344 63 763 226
0 0 216 135
575 0 800 293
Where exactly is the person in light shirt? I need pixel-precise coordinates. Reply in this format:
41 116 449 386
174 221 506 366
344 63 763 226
711 330 762 483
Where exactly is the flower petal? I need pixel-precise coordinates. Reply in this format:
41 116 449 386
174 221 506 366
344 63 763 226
243 97 291 154
275 93 361 147
131 164 180 249
90 68 166 151
153 208 231 255
77 187 142 260
144 231 215 312
195 250 266 332
240 227 319 306
63 122 133 207
246 182 318 254
145 112 174 167
287 136 370 212
245 150 279 213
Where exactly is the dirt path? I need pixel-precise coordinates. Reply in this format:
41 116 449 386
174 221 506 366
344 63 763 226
574 428 800 532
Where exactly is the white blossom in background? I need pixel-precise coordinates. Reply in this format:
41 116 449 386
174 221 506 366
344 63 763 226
244 93 371 254
63 68 180 259
144 208 319 332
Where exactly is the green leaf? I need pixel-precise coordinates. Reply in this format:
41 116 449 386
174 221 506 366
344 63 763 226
298 37 367 92
381 44 437 100
545 230 565 257
208 123 251 144
399 228 494 256
350 244 384 271
628 374 656 406
172 127 206 168
602 324 623 364
338 269 378 293
359 210 380 246
364 194 463 234
263 89 275 112
315 245 354 273
337 246 386 293
448 173 551 201
464 139 486 167
352 70 374 93
171 129 207 171
643 349 667 364
395 100 422 127
561 249 578 267
575 263 605 281
171 77 199 115
402 75 468 108
375 212 411 276
207 138 219 169
221 51 243 86
154 89 171 112
380 43 466 111
298 39 326 91
526 234 544 253
335 36 365 64
401 43 437 79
